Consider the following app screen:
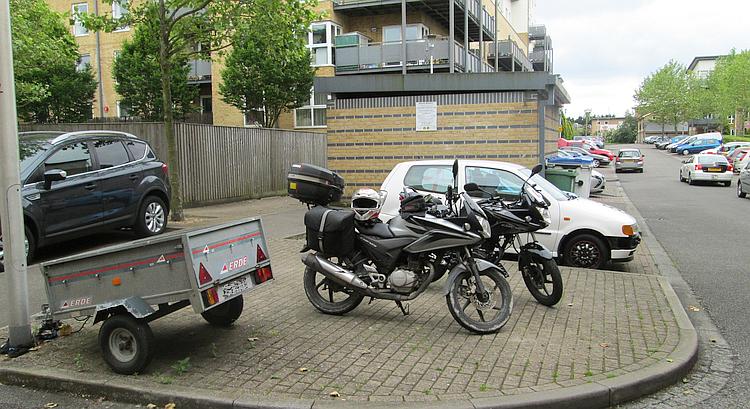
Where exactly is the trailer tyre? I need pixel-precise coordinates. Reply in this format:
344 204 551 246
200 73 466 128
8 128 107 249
201 295 244 327
99 314 155 375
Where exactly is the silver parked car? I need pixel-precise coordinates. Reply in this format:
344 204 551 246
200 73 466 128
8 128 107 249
615 149 644 173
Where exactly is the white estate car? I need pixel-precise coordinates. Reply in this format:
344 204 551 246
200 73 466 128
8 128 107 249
378 160 641 269
679 154 733 186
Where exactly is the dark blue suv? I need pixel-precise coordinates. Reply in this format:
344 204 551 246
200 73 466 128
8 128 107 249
0 131 171 270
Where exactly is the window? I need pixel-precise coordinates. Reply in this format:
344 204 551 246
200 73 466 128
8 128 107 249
116 101 130 118
618 150 640 158
125 141 147 160
72 3 88 36
200 96 212 113
308 21 341 66
383 24 428 42
295 89 328 128
244 108 265 127
404 165 452 193
93 140 130 169
465 166 524 200
76 54 91 72
45 142 93 176
112 0 129 31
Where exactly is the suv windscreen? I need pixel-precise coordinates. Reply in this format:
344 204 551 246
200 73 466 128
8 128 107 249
403 165 452 193
94 140 130 168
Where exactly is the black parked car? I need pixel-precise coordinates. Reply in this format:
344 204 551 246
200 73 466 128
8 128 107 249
0 131 171 270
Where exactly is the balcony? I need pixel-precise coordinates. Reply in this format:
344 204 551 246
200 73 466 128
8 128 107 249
187 60 212 84
487 40 533 72
335 37 494 74
332 0 495 42
529 25 546 40
529 50 551 72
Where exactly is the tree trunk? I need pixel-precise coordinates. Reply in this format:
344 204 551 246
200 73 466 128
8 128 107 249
736 108 745 137
159 0 184 221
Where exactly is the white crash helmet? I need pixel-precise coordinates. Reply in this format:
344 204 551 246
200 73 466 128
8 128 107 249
351 188 383 221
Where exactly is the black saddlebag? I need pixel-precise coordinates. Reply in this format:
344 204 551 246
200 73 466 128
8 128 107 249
288 163 344 206
304 206 355 256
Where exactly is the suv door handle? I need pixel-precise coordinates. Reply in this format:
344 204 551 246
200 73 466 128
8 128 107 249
84 183 96 190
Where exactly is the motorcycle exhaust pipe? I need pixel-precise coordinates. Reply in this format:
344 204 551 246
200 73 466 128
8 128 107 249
301 253 369 290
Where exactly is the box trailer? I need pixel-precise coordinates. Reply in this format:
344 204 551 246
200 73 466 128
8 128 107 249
40 217 273 374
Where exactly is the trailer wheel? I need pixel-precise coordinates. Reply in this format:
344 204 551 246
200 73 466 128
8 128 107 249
201 295 244 327
98 314 155 375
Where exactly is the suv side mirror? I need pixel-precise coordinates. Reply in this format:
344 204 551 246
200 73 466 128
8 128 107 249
43 169 67 190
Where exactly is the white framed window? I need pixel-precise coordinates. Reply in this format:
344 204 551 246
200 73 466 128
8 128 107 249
112 0 129 31
116 101 131 118
308 21 341 66
72 3 88 36
295 88 328 128
76 54 91 72
383 24 429 43
244 107 266 128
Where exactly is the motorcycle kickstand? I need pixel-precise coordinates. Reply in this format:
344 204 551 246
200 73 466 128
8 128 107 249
395 301 410 316
368 297 375 305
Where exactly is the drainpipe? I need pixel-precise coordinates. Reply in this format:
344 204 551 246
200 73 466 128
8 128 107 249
401 0 406 75
537 96 546 166
494 0 498 71
479 5 483 72
464 0 468 72
449 0 455 73
94 0 104 117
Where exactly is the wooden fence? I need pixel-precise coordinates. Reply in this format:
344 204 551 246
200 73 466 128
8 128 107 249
19 122 327 207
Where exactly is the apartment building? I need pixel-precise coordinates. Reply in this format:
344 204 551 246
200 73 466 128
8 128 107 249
591 116 625 137
52 0 568 194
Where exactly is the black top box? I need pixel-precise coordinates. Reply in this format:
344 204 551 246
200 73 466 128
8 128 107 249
287 163 345 206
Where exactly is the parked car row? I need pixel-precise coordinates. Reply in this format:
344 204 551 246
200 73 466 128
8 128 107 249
652 132 723 154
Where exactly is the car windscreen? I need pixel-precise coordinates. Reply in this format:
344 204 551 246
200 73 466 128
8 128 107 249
518 168 569 201
618 150 640 158
697 156 728 164
19 139 51 174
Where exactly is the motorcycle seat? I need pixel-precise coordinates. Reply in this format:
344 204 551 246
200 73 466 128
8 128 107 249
358 222 395 238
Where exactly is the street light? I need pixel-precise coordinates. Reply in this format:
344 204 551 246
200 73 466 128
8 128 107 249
584 109 592 137
0 0 33 352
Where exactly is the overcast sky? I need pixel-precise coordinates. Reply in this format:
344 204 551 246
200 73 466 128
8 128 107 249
535 0 750 118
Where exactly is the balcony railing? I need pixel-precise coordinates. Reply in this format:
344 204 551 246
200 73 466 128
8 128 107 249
187 60 212 83
335 37 495 74
488 39 533 72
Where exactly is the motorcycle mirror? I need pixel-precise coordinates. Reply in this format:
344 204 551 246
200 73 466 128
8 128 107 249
452 159 459 183
531 164 543 176
464 183 479 191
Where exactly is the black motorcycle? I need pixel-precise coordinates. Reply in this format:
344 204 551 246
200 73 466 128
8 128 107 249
433 164 563 307
288 163 514 334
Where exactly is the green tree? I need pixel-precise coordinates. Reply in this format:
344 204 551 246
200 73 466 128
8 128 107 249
11 0 96 122
81 0 252 220
112 5 196 121
219 0 317 128
606 113 637 144
634 60 692 135
706 50 750 135
560 112 574 140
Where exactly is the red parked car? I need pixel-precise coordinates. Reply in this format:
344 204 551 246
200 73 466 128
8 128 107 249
582 143 615 161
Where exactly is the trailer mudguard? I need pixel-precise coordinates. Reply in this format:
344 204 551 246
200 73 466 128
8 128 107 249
93 297 155 324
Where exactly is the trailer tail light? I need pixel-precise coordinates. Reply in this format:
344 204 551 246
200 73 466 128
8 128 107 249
695 164 703 171
198 262 213 286
255 266 273 284
202 287 219 307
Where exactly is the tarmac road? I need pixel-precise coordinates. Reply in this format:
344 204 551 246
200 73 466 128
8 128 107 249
616 143 750 407
0 383 140 409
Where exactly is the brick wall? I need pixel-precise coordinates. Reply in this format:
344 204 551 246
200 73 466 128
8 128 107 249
326 93 541 196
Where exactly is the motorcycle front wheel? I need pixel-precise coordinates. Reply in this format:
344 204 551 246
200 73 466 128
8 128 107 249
446 267 513 334
303 267 365 315
519 257 563 307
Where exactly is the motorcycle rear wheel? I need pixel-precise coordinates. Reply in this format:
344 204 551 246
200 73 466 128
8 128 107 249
446 267 513 334
520 258 563 306
303 267 365 315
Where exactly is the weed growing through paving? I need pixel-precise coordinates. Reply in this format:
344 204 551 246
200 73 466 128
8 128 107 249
423 389 432 395
153 372 174 384
172 358 191 375
552 370 559 382
479 384 489 392
584 370 593 377
73 353 86 372
210 343 218 358
638 311 644 320
607 373 616 379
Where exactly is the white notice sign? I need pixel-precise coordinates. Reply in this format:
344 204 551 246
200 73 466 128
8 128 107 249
415 101 437 132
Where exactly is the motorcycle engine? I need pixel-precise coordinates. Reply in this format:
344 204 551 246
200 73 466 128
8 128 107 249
389 269 418 294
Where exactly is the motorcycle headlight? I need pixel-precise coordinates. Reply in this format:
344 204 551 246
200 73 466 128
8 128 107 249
478 216 491 239
541 207 551 225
